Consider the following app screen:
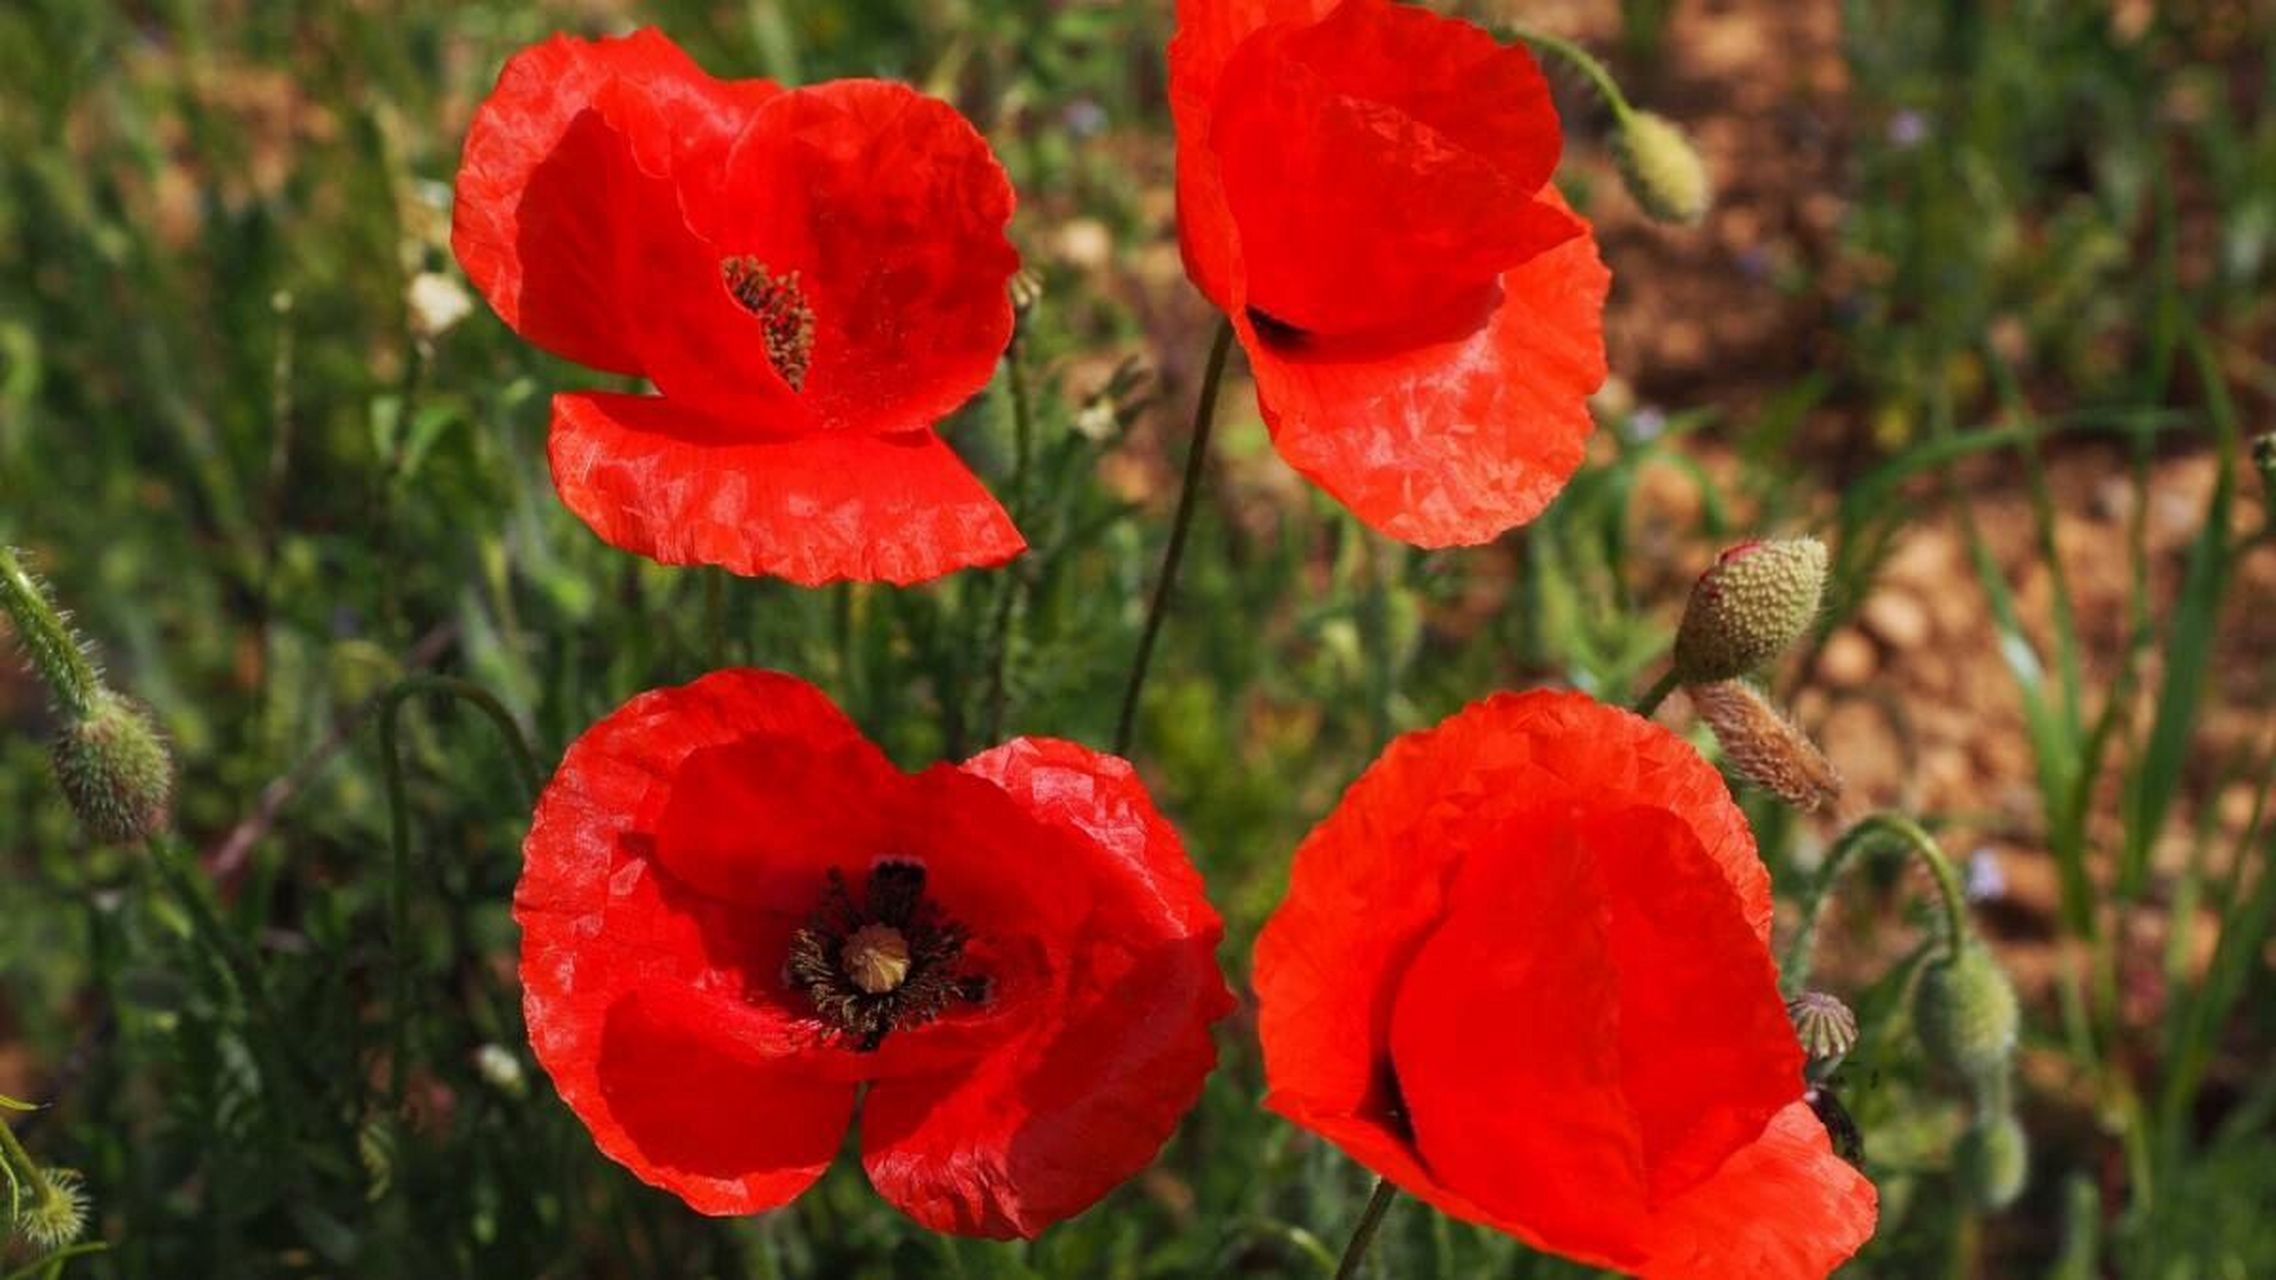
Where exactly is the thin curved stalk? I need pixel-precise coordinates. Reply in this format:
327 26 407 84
1113 318 1235 757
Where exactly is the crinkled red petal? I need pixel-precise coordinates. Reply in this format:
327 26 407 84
1209 2 1575 336
451 28 776 375
1389 804 1801 1266
1258 690 1802 1266
1169 0 1339 311
518 670 872 1213
680 80 1020 435
1240 201 1608 546
549 391 1024 585
1637 1101 1880 1280
860 738 1232 1238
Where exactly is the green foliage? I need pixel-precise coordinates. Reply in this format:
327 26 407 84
0 0 2269 1277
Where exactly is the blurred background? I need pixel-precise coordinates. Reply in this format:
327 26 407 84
1 0 2272 1275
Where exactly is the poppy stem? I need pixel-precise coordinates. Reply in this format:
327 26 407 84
1332 1177 1400 1280
705 570 727 670
378 675 545 1104
1509 26 1636 122
984 332 1038 743
1631 669 1680 718
1782 813 1973 996
1113 317 1234 757
0 544 99 720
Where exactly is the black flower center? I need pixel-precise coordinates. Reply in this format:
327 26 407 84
721 256 817 391
786 861 988 1052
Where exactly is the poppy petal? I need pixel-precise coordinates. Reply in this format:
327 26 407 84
859 739 1231 1238
452 28 776 374
1640 1102 1880 1280
549 391 1025 585
683 80 1020 435
1388 805 1800 1264
593 981 856 1214
1239 209 1609 546
1256 691 1766 1151
1210 4 1576 336
519 671 879 1213
1168 0 1338 311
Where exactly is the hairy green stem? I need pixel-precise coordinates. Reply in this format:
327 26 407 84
1783 813 1972 995
378 675 544 1102
1114 318 1234 757
1509 26 1635 121
1332 1178 1399 1280
0 545 99 719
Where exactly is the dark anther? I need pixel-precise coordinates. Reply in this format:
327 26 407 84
721 256 817 390
786 860 987 1052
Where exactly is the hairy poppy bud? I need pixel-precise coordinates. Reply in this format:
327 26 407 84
51 692 174 844
11 1167 89 1252
1913 942 2020 1082
1690 679 1843 811
1614 111 1711 225
1788 991 1859 1076
1954 1112 2028 1211
1673 538 1828 683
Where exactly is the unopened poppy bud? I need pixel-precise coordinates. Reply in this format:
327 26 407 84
1788 991 1859 1074
1614 110 1711 226
1913 942 2020 1082
51 691 173 844
1954 1112 2028 1211
1689 679 1842 811
1673 538 1828 683
13 1167 89 1251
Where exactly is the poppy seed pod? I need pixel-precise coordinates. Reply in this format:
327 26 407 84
51 692 173 844
1913 942 2020 1082
1614 110 1711 226
1953 1113 2028 1211
1788 992 1859 1076
1673 538 1829 684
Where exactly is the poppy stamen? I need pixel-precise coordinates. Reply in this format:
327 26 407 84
786 861 984 1051
721 256 817 391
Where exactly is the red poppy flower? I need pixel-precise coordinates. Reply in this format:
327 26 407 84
516 669 1231 1236
453 30 1025 585
1170 0 1609 546
1254 690 1877 1278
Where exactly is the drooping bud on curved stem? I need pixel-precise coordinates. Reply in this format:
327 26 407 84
1510 26 1713 225
1689 679 1843 812
1913 940 2021 1083
0 545 99 720
1782 812 1974 997
1613 111 1712 226
1673 538 1829 685
1954 1104 2029 1211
